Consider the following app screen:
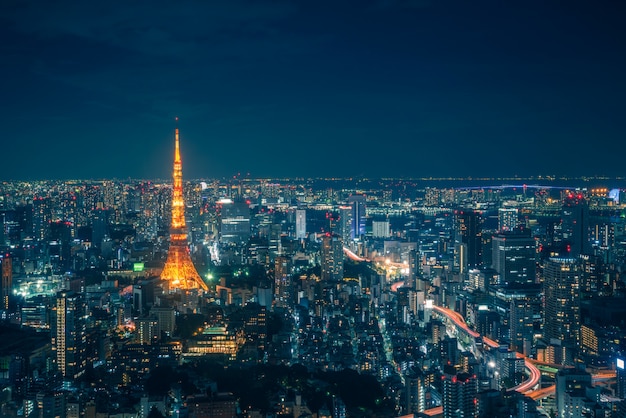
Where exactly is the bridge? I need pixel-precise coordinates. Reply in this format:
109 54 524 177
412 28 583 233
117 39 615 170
453 184 576 191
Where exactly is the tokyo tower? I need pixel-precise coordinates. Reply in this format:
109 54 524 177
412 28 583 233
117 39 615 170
160 123 208 291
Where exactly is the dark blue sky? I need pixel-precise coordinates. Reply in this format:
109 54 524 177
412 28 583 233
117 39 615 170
1 0 625 180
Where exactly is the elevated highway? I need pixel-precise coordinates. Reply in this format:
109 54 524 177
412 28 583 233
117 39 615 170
386 282 617 417
387 280 542 395
432 305 542 394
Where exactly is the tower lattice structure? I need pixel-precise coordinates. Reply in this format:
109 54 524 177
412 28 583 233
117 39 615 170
160 125 208 291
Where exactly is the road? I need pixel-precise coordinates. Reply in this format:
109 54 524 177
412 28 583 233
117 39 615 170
431 304 542 394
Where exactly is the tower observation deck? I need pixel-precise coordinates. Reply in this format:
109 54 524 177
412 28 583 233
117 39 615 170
160 123 208 291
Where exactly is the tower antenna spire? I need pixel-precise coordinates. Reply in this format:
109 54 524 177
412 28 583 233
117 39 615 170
174 117 181 163
160 120 207 291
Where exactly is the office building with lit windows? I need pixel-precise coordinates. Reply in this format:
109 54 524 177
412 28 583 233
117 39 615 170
555 367 594 418
617 356 626 399
52 290 87 380
320 233 344 282
405 367 426 414
219 198 251 244
295 209 306 239
454 209 483 270
443 369 478 418
491 229 537 286
498 207 519 232
0 253 12 311
561 193 591 257
347 194 366 240
543 258 582 365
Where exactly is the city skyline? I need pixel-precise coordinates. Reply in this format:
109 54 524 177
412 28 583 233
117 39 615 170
2 1 625 181
2 105 626 417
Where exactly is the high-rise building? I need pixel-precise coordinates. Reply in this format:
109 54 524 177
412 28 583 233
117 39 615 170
218 198 251 244
454 209 483 270
274 255 291 307
442 370 478 418
91 208 110 247
320 233 344 282
32 196 51 241
48 220 72 273
507 286 542 355
372 219 391 238
136 317 159 345
160 125 207 291
579 254 604 295
0 209 22 246
149 306 176 337
0 253 12 311
440 336 459 366
42 391 66 418
617 355 626 399
295 209 306 239
347 194 366 240
337 205 353 246
543 257 582 365
498 208 519 232
491 229 537 286
561 193 591 257
52 290 87 380
405 367 426 414
590 222 614 253
555 367 593 418
326 211 340 235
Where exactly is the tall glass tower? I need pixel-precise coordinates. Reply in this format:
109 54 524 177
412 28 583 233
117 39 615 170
53 290 87 380
543 257 582 365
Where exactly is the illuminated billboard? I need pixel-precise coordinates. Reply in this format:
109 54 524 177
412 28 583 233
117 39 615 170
618 358 625 370
133 262 145 272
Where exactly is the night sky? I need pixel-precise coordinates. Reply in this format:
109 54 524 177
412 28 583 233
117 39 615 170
1 1 625 181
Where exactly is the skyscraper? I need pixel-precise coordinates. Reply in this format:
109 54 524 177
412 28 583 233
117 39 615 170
48 220 72 273
498 208 519 232
218 198 251 244
53 290 87 380
91 208 110 248
295 209 306 239
454 209 483 270
160 125 207 291
561 193 591 257
347 194 366 240
32 196 51 241
442 370 478 418
337 205 353 246
320 233 344 282
491 229 537 286
507 286 542 355
405 366 426 414
543 257 582 365
274 255 291 307
617 355 626 399
0 253 12 311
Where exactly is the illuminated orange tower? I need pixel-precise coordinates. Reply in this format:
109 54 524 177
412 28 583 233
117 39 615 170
160 122 208 291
